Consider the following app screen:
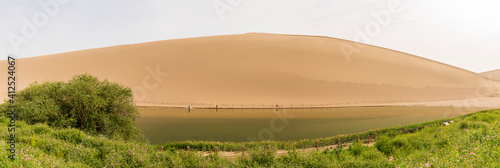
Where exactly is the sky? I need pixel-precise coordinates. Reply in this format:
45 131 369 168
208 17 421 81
1 0 499 73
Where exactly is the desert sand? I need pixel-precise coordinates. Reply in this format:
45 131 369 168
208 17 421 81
482 69 500 81
1 33 500 107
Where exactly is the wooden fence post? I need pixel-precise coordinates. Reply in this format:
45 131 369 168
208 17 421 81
368 136 370 144
242 146 245 157
338 138 341 148
293 143 296 152
374 133 377 141
316 140 319 151
214 146 217 154
357 135 360 143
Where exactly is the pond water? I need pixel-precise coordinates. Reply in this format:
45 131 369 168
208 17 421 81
136 106 485 144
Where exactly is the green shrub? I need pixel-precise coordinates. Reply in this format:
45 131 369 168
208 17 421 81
375 137 395 155
323 147 342 158
249 147 277 166
149 152 174 167
30 136 45 147
459 121 470 129
391 138 406 148
360 148 384 160
466 113 498 123
435 139 448 148
406 135 430 150
0 74 142 141
32 124 52 135
53 129 85 144
387 131 399 137
348 142 365 156
176 150 201 167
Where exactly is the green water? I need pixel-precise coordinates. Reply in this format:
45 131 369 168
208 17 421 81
136 106 484 144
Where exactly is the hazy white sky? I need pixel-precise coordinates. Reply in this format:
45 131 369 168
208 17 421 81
1 0 499 73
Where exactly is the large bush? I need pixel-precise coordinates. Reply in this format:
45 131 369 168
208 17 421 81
2 74 142 141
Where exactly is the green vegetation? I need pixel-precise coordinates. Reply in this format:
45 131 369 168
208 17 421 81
0 74 142 141
0 118 171 167
2 108 499 167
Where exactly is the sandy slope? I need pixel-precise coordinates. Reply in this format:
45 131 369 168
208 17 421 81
1 33 500 107
482 69 500 81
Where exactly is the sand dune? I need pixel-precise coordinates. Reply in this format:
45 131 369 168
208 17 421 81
482 69 500 81
1 33 500 107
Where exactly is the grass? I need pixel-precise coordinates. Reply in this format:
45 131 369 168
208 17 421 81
1 109 500 167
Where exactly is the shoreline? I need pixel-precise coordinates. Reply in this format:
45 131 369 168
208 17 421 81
135 97 500 109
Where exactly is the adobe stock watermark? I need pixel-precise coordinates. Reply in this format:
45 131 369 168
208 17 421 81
213 0 244 21
6 55 17 160
133 64 170 101
340 0 403 63
7 0 71 54
248 109 297 141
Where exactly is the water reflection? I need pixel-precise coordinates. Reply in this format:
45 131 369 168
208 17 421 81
136 106 485 144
